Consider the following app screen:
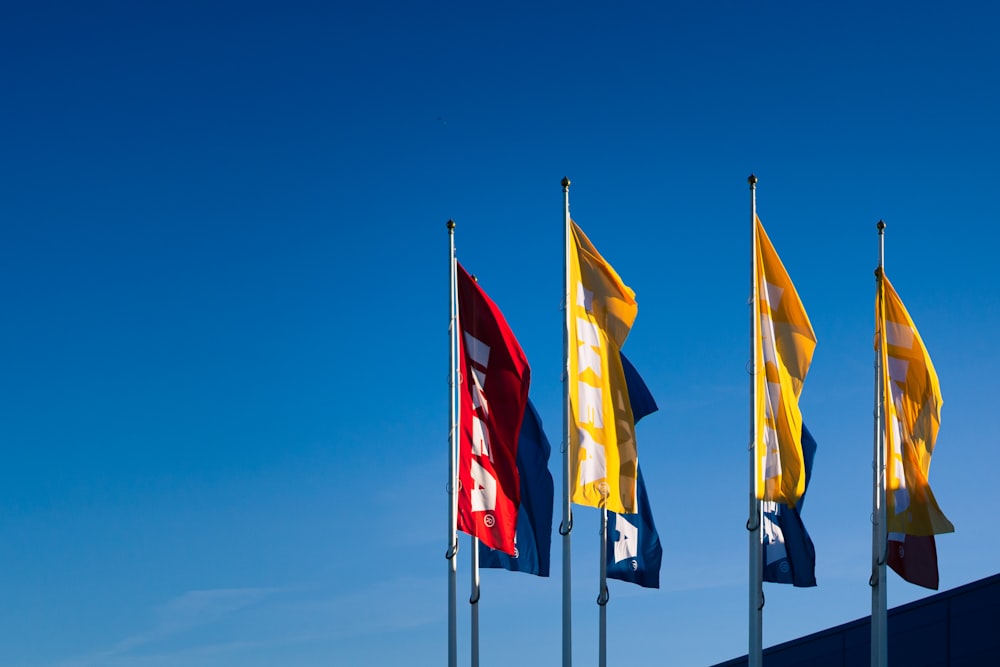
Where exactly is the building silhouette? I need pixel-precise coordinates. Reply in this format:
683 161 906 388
713 573 1000 666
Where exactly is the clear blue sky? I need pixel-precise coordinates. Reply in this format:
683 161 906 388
2 1 999 666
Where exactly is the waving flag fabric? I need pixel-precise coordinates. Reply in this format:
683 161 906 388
479 400 554 576
877 272 954 538
607 467 661 588
569 221 639 513
456 263 530 555
762 424 817 587
754 216 816 507
606 352 661 588
619 352 657 422
887 532 939 590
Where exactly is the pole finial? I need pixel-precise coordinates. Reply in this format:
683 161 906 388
561 176 571 188
447 218 456 230
748 173 757 186
877 219 886 232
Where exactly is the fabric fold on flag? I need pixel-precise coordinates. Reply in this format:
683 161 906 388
887 532 939 590
762 424 817 587
607 467 661 588
479 400 554 576
877 271 954 538
606 352 661 588
754 216 816 508
619 351 657 422
568 221 639 514
456 263 530 555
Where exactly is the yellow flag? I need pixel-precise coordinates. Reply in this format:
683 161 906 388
568 221 638 513
754 216 816 506
877 272 954 536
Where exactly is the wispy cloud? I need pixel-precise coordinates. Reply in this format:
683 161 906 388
49 577 441 667
325 576 440 637
141 587 285 642
53 587 287 667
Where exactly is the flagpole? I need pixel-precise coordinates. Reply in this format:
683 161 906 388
871 219 888 667
561 176 574 667
598 504 609 667
471 537 480 667
747 175 763 667
446 219 459 667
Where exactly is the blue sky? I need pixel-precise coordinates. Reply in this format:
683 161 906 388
2 1 999 665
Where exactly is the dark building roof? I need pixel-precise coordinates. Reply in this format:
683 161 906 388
712 573 1000 667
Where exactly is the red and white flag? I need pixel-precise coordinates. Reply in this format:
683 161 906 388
888 532 939 590
456 263 530 555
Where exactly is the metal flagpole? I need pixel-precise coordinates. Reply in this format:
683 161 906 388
471 537 480 667
871 220 888 667
446 219 459 667
598 504 609 667
747 175 763 667
561 176 574 667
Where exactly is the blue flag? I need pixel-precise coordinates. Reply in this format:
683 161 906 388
607 467 662 588
762 423 817 587
479 400 554 576
619 351 658 422
606 353 662 588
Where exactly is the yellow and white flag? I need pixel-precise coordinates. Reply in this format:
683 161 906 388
754 216 816 507
569 221 639 513
877 272 954 536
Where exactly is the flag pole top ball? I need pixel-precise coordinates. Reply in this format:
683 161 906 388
877 219 886 232
561 176 571 188
447 219 456 230
748 173 758 185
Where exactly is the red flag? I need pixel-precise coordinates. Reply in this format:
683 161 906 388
456 263 530 555
887 533 939 590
